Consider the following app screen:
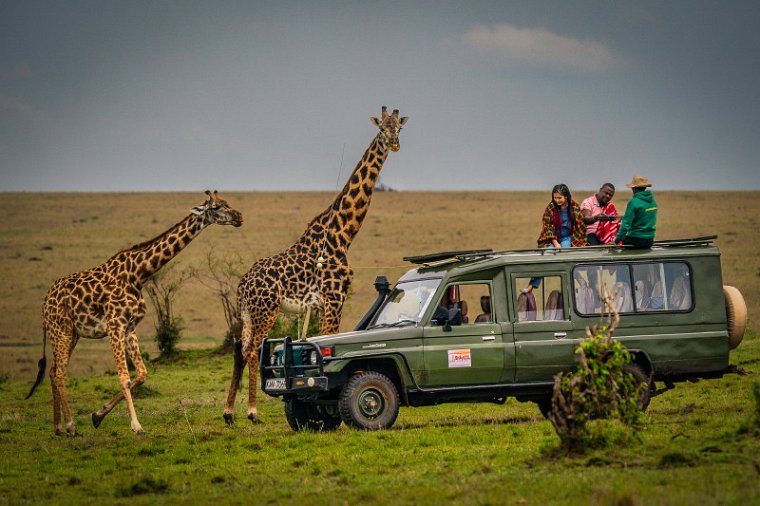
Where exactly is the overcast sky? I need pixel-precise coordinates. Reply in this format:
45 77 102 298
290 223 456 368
2 1 759 192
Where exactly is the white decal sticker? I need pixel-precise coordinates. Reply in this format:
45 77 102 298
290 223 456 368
448 348 472 368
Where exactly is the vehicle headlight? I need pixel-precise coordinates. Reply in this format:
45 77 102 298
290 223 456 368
308 350 318 365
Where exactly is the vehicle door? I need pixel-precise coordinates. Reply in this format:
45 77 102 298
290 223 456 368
421 282 506 386
511 270 583 382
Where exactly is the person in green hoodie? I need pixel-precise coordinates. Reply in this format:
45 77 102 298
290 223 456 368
615 175 658 248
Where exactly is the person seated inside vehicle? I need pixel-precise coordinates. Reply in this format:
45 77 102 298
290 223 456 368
475 295 492 323
431 290 464 326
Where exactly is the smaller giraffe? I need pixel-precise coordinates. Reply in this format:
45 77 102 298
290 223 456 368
26 191 243 436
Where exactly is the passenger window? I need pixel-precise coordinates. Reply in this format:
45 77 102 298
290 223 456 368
574 262 693 315
431 283 492 325
514 276 565 322
632 262 692 312
574 265 633 314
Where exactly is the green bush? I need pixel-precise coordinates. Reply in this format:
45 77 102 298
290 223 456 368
549 317 646 453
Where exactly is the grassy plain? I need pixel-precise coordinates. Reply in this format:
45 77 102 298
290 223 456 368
0 191 759 505
1 191 757 379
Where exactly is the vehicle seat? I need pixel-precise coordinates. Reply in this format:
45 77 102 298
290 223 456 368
668 276 691 310
544 290 564 320
475 295 492 323
459 300 469 324
613 282 633 313
575 276 595 314
517 291 537 321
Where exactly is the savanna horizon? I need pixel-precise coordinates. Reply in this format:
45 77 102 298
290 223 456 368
1 190 757 380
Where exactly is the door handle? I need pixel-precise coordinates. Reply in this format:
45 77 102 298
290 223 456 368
554 332 567 339
482 336 496 341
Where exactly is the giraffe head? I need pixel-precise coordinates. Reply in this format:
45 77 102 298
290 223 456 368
190 190 243 227
370 106 408 152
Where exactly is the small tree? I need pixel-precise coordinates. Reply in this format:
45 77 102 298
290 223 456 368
194 248 245 353
548 287 646 452
145 266 192 359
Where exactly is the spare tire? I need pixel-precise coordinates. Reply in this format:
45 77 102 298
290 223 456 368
723 285 747 349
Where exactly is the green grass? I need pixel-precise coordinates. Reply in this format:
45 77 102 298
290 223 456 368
1 332 759 505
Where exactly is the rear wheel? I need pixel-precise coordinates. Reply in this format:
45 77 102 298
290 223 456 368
339 371 399 430
624 363 652 411
284 397 342 432
535 398 552 419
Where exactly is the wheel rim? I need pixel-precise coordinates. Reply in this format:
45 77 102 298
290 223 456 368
357 388 384 419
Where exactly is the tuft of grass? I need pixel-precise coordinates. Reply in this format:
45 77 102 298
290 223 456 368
115 476 170 497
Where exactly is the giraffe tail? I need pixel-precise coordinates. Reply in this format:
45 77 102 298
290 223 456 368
231 338 245 392
24 327 47 400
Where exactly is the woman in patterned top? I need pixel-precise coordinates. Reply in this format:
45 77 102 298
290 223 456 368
525 184 587 293
537 183 587 248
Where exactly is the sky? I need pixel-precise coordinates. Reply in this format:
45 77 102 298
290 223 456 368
1 1 759 192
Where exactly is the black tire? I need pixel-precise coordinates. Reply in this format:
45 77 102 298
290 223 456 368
284 397 342 432
624 363 652 411
535 398 552 419
338 371 399 430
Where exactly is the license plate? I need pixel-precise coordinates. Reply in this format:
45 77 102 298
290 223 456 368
265 378 287 390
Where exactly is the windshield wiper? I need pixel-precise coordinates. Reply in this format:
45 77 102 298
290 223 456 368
367 319 418 330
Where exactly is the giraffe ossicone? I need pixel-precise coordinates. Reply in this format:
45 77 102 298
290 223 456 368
26 191 243 436
223 106 408 426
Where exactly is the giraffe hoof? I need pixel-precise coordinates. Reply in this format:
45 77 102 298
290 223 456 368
92 412 103 429
223 413 234 426
134 428 146 436
247 413 263 425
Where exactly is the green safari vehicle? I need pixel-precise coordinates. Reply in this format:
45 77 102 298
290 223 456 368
260 236 747 431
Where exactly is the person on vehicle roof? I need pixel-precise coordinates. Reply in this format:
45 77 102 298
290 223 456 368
615 175 658 249
526 184 587 292
581 183 621 245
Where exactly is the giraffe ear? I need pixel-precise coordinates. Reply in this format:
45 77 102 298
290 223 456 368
399 116 409 126
190 203 207 215
370 116 381 127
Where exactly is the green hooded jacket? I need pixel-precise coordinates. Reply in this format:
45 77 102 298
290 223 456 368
615 190 658 242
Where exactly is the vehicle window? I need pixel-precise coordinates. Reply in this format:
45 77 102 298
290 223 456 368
573 262 693 315
632 262 693 312
369 278 441 328
430 283 492 326
573 264 633 314
514 276 565 322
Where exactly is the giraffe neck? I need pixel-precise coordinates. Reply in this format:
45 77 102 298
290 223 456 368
323 133 389 250
117 213 208 285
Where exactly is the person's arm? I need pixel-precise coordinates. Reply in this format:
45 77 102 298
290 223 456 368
581 202 596 224
615 202 634 242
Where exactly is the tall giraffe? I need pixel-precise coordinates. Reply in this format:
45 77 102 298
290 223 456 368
26 191 243 435
224 106 408 425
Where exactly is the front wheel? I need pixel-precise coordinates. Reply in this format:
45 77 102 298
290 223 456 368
338 372 399 430
284 397 342 432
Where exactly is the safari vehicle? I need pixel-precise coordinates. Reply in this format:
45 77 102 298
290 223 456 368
260 236 747 431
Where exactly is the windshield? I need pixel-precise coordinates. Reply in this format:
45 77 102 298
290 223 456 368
368 278 441 328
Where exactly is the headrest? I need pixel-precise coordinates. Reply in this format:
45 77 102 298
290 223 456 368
480 295 491 313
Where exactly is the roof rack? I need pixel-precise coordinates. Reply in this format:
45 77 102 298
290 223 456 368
403 249 493 265
653 235 717 247
404 235 718 266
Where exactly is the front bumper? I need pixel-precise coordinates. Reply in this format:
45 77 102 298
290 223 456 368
260 336 330 396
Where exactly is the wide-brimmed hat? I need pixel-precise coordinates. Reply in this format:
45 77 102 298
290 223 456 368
625 175 652 188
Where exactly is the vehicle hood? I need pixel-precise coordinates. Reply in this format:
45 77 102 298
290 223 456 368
307 325 421 348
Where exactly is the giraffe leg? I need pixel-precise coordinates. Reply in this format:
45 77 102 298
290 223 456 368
107 323 145 435
49 327 78 436
92 331 148 429
223 312 252 426
244 313 277 424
